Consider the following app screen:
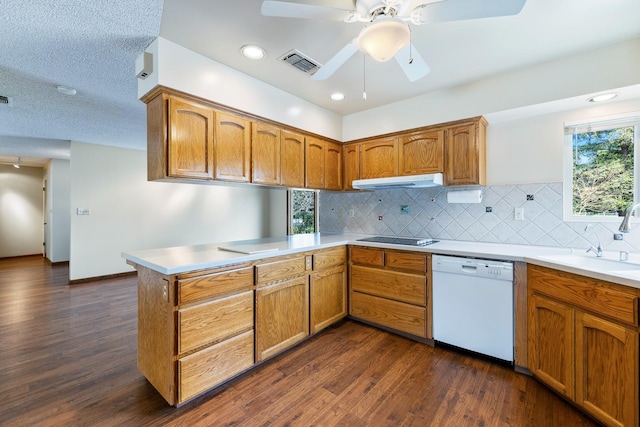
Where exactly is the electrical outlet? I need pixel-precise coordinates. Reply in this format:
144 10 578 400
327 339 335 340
614 233 624 241
76 208 91 215
348 209 355 218
400 205 409 215
514 208 525 220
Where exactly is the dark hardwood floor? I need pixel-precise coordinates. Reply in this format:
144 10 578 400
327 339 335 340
0 256 599 427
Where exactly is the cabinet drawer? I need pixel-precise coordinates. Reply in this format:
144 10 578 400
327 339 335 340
178 330 254 403
385 251 426 273
351 265 426 305
178 290 254 355
528 265 638 327
351 291 426 338
256 256 307 285
350 247 384 267
313 246 347 271
178 267 254 304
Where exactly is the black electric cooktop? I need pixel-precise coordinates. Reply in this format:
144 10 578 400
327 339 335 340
356 236 439 246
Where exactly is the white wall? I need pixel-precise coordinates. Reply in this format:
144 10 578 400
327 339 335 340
0 165 43 257
343 37 640 141
43 159 70 262
69 142 275 281
139 37 343 141
486 97 640 185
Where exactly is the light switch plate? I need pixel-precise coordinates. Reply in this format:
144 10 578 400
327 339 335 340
514 208 525 221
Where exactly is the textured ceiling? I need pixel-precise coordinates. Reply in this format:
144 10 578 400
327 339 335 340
0 0 163 161
1 0 640 165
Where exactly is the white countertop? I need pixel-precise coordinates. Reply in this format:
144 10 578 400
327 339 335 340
122 232 640 290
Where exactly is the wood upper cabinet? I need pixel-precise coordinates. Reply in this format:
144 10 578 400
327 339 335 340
215 112 251 182
399 130 443 175
444 119 486 186
343 144 359 190
281 131 305 188
360 137 398 179
251 122 281 185
305 137 325 189
159 95 214 180
325 141 342 190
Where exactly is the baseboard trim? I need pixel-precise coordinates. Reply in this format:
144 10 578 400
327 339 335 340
69 270 137 285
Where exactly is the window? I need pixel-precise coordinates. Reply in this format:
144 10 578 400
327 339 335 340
287 189 318 234
563 113 640 220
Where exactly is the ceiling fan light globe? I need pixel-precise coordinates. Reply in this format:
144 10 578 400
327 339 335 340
358 18 410 62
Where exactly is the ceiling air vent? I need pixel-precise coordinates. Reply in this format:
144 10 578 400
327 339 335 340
279 50 320 76
0 96 13 107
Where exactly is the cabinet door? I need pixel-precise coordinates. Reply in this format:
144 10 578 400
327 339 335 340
305 137 325 189
444 123 484 186
255 276 309 361
575 311 638 427
528 294 575 399
215 112 251 182
325 141 342 190
252 122 281 185
167 97 214 179
399 130 443 175
310 266 347 334
281 131 305 187
360 137 398 179
343 144 359 190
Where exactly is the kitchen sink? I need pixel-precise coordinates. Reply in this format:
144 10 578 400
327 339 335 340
537 253 640 273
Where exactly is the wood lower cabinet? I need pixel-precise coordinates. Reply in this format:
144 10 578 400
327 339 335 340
528 264 639 427
310 246 347 333
136 263 255 406
256 275 310 361
349 246 429 339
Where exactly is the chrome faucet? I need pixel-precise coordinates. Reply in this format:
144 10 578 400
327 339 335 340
584 224 603 257
618 203 640 232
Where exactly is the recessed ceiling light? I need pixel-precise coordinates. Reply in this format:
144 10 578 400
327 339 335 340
57 85 77 96
587 93 618 103
330 93 345 101
240 45 266 60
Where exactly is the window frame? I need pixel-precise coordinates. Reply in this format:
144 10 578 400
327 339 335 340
562 111 640 222
287 188 319 235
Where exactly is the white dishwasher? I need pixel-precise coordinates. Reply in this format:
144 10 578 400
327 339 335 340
432 254 514 363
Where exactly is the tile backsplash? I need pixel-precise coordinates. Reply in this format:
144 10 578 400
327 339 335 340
319 183 640 253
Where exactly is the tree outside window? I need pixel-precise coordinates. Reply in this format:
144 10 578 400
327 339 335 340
288 189 317 234
565 115 639 220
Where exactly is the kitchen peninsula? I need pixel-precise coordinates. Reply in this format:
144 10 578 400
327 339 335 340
123 233 640 426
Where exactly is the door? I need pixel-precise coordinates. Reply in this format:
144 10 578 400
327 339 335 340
444 123 479 185
399 130 443 175
305 137 325 189
255 276 309 361
575 311 638 427
252 122 281 185
360 137 398 179
215 112 251 182
281 131 305 187
528 294 575 399
310 266 346 334
343 144 359 190
324 141 342 190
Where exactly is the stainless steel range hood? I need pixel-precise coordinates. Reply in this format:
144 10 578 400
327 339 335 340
352 173 443 190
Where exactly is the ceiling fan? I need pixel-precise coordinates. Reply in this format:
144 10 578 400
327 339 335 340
262 0 527 82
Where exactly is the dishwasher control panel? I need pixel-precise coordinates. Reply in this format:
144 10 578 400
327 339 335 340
432 255 514 281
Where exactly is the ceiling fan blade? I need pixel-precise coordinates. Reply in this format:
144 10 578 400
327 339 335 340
261 0 356 20
395 43 430 82
311 39 359 80
414 0 527 23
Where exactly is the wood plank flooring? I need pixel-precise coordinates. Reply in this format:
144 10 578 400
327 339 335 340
0 256 600 427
